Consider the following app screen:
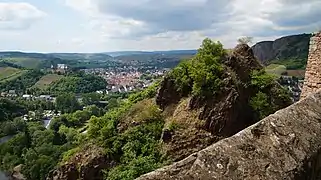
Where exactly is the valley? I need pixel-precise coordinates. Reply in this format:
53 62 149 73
0 33 313 180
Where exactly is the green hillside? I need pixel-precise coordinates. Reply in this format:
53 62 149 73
252 33 311 70
265 64 287 77
33 74 64 89
2 57 43 69
0 67 27 83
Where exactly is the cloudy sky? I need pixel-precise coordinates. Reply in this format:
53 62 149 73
0 0 320 52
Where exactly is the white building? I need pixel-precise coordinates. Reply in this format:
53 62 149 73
57 64 68 70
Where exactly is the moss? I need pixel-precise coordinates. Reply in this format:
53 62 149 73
61 147 80 164
167 121 181 131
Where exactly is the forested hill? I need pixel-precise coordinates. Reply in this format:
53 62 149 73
252 33 311 69
0 52 114 69
0 50 196 69
106 50 197 57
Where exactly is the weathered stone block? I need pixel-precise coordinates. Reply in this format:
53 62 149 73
301 32 321 99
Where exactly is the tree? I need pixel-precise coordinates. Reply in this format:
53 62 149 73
107 98 119 110
82 93 101 106
237 36 253 45
55 93 80 113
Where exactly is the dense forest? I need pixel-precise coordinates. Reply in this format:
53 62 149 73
48 72 107 94
0 84 158 179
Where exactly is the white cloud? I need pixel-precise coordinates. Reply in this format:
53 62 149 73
0 2 46 30
63 0 321 50
2 0 319 52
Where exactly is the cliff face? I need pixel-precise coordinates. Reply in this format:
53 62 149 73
156 44 292 161
138 90 321 180
252 34 311 64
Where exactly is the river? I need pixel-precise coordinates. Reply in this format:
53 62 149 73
43 119 52 129
0 172 9 180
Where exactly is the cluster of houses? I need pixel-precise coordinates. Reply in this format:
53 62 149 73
278 76 304 102
0 91 55 102
23 110 61 129
98 81 154 94
0 90 18 97
51 63 68 74
83 67 168 94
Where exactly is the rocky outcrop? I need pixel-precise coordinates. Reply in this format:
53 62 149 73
47 145 115 180
138 90 321 180
10 165 25 180
301 31 321 99
252 34 311 64
157 44 292 161
156 77 184 110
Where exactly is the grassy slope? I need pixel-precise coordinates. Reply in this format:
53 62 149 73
0 67 27 82
286 70 306 79
2 57 42 69
33 74 64 89
265 64 287 77
265 64 306 79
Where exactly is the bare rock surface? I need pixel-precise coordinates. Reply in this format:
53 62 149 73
47 145 115 180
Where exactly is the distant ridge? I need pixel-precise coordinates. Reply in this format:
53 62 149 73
252 33 311 68
105 50 197 57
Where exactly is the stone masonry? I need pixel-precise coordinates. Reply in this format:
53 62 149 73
301 31 321 99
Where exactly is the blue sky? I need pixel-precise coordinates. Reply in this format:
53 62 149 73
0 0 320 52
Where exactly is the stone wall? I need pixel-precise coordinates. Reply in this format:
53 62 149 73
301 32 321 99
137 90 321 180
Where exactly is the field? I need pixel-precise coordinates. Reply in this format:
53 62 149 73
265 64 287 77
286 70 306 79
0 67 26 82
2 57 42 69
33 74 64 89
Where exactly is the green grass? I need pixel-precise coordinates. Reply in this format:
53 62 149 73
0 67 20 79
269 59 306 70
265 64 287 77
33 74 64 89
286 70 306 79
3 57 42 69
0 67 27 82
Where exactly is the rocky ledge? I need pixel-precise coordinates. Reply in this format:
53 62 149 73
138 90 321 180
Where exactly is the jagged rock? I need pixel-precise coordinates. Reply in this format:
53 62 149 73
47 145 115 180
157 44 292 161
156 77 183 110
10 165 25 180
137 90 321 180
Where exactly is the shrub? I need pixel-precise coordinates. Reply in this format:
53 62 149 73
168 38 225 97
250 70 276 90
167 121 180 131
250 92 272 119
